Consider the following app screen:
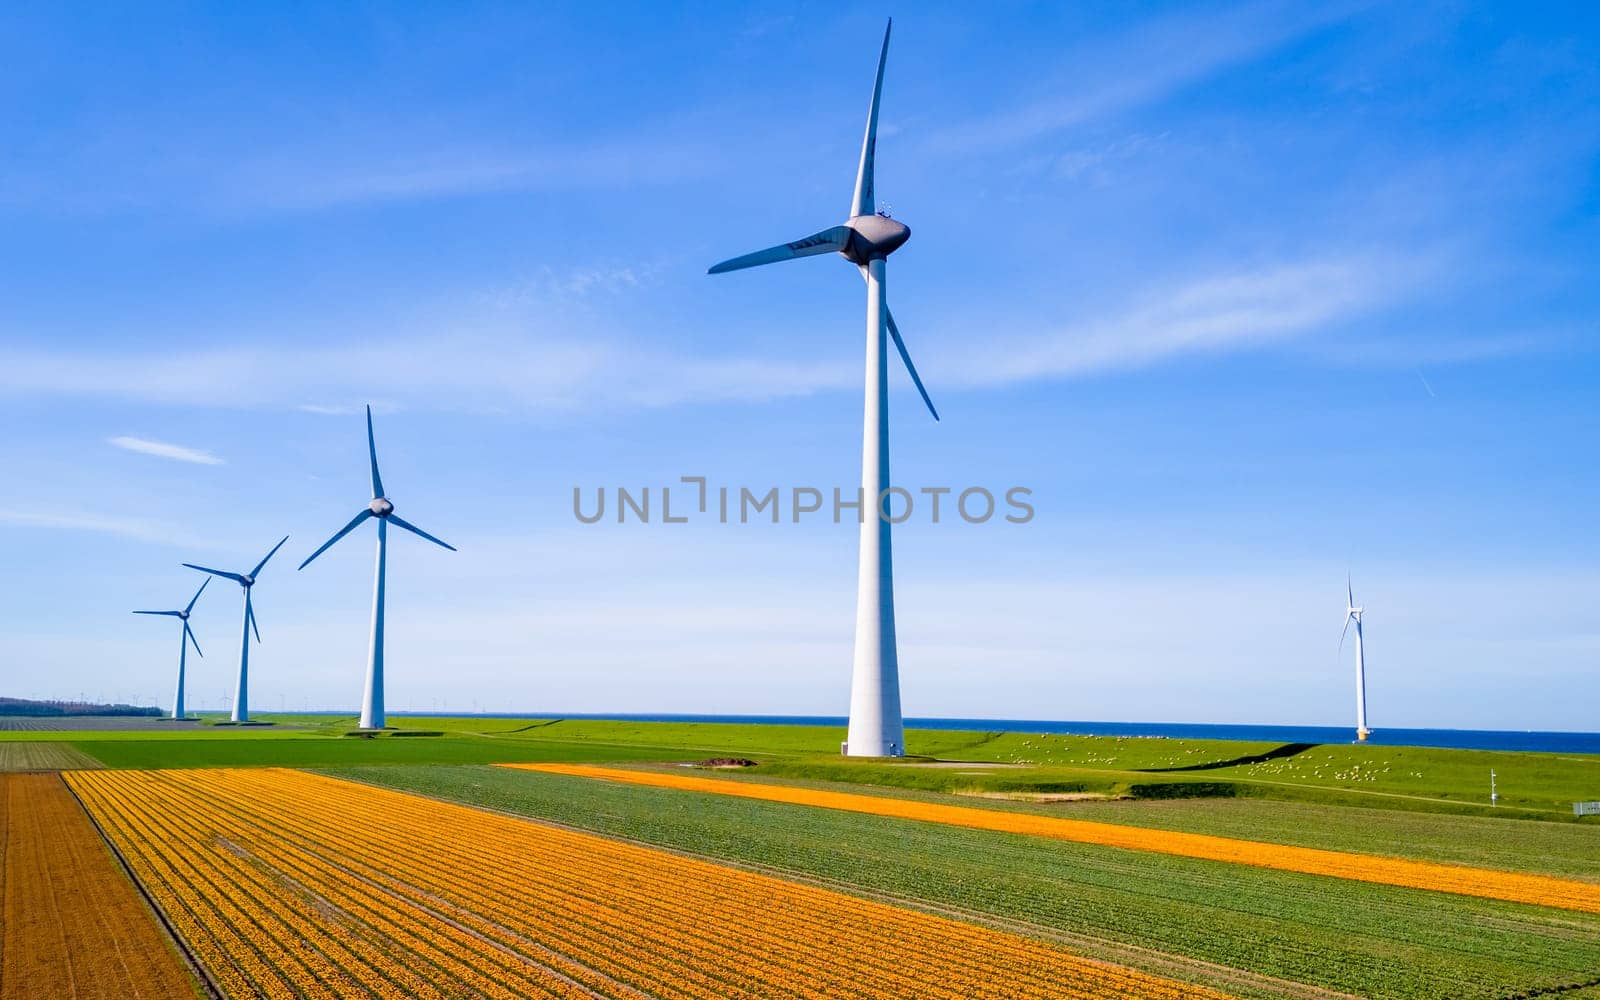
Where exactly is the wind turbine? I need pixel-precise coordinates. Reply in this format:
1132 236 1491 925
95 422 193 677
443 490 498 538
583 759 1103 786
1340 575 1370 742
298 406 455 730
132 577 209 720
184 536 289 723
708 19 934 758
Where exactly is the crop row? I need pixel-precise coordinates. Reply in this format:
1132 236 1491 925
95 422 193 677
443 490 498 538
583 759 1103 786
66 767 1233 999
511 764 1600 915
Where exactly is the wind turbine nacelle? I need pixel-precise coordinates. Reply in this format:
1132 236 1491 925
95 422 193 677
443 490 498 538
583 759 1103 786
370 498 394 517
843 214 910 264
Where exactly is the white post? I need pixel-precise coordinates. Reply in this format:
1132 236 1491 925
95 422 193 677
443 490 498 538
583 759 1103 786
846 257 904 757
233 590 250 723
361 518 388 730
172 627 187 720
1354 618 1368 741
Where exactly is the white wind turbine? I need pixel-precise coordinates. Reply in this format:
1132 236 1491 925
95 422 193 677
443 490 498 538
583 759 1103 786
1340 575 1371 742
708 19 935 758
132 577 209 720
298 406 455 730
184 536 289 723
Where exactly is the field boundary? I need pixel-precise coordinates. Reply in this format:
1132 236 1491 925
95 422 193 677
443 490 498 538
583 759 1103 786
62 773 223 1000
514 762 1600 915
327 766 1344 1000
74 767 1241 1000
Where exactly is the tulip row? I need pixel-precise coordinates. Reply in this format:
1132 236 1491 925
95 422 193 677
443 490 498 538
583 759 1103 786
67 769 590 1000
67 767 1233 999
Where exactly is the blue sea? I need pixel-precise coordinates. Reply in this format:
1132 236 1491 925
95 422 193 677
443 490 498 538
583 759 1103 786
381 711 1600 755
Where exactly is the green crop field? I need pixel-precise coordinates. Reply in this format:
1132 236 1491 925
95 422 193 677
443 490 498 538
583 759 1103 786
554 760 1600 880
0 741 103 771
335 763 1600 1000
67 733 668 769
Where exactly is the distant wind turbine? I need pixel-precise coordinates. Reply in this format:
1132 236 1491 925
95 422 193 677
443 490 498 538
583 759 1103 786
132 577 209 720
184 536 289 723
1340 575 1371 742
707 19 934 758
298 406 455 730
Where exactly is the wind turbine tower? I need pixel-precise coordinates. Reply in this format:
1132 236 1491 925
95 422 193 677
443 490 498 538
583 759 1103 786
708 20 936 758
1340 576 1370 742
133 577 209 720
299 406 456 731
184 537 289 723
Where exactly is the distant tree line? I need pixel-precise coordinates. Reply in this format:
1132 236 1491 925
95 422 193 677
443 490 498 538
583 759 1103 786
0 697 161 717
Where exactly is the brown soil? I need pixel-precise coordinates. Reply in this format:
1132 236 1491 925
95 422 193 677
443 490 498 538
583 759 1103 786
687 758 758 768
955 790 1123 803
1 773 200 999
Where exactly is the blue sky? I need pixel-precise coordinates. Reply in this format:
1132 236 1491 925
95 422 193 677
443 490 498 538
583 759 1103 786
1 2 1596 729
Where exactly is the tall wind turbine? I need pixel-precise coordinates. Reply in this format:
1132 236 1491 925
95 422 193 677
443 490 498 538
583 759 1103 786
1340 575 1370 742
298 406 455 730
133 577 209 720
184 536 289 723
708 19 935 758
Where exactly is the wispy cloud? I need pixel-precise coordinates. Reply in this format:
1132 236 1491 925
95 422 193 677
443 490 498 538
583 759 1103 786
927 2 1366 155
0 329 852 414
940 254 1422 386
297 404 365 417
221 138 717 213
0 508 202 547
108 435 224 465
0 253 1460 413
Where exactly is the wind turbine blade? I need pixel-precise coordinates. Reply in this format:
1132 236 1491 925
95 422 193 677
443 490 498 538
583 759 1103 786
184 576 210 615
133 610 182 617
387 514 456 553
850 19 892 219
366 404 385 499
182 563 246 584
1339 614 1351 653
247 597 261 644
885 305 939 421
707 227 851 275
298 510 374 570
185 623 204 658
251 535 291 579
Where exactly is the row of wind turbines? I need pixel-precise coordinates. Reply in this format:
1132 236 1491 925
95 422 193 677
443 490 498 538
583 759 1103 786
135 20 1379 746
135 407 454 730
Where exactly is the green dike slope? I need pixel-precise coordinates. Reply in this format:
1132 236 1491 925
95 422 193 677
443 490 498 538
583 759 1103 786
332 763 1600 1000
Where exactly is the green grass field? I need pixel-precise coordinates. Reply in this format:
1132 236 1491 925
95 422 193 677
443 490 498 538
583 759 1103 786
333 762 1600 1000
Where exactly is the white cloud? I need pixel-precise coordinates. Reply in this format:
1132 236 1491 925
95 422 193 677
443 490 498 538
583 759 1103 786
108 435 224 465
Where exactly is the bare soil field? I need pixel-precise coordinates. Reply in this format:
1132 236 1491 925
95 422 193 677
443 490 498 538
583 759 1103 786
0 773 198 999
0 716 197 732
